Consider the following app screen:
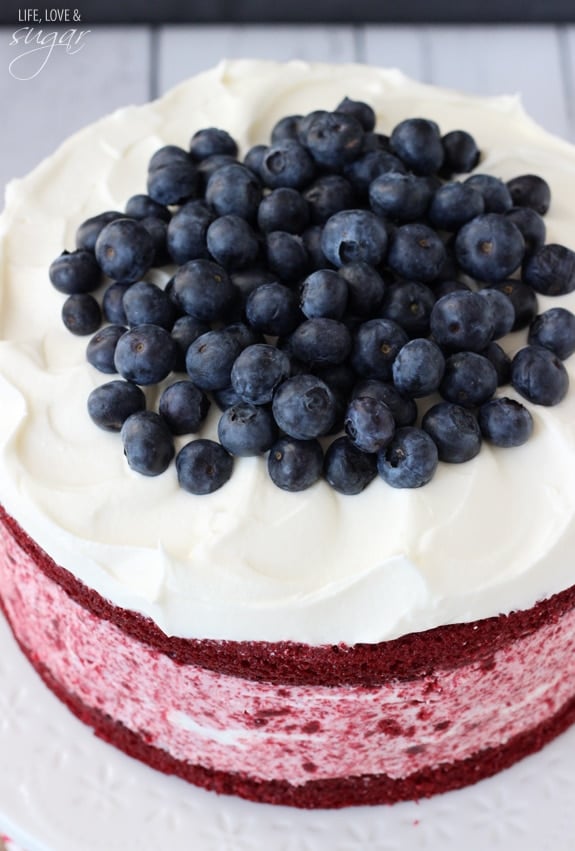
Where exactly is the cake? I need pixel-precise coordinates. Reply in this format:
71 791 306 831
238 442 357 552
1 59 575 810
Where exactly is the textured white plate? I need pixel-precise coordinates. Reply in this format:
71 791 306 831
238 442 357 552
1 611 575 851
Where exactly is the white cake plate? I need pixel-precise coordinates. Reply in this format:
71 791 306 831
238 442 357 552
1 612 575 851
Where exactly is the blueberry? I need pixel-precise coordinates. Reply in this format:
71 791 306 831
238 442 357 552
61 293 101 335
323 435 377 494
176 439 233 494
344 395 395 453
430 290 494 352
147 158 200 206
299 269 348 319
270 114 303 143
189 127 238 161
344 149 406 198
481 341 512 385
522 243 575 296
87 380 146 431
218 403 277 456
303 175 356 225
148 144 190 171
441 130 480 175
121 411 175 476
321 209 388 268
265 231 309 282
185 327 244 391
259 140 316 190
463 174 513 213
257 187 310 234
272 374 336 440
489 280 538 331
528 307 575 360
268 437 324 491
231 266 276 302
511 345 569 406
206 214 260 270
94 218 155 283
171 259 236 322
428 182 485 231
380 281 436 338
352 318 409 380
504 206 546 254
166 200 215 265
476 287 515 339
230 343 291 405
377 426 439 488
159 380 210 435
506 174 551 215
389 117 444 176
455 213 524 283
49 249 101 295
245 282 301 336
171 316 210 371
387 223 446 283
125 194 171 223
86 324 127 373
339 262 386 316
212 385 244 411
289 318 352 366
301 110 364 170
205 163 262 221
392 338 446 398
243 144 268 177
140 216 170 266
439 351 498 408
352 379 418 427
114 324 177 385
478 397 533 447
422 402 482 463
75 210 124 253
197 154 239 188
302 225 330 270
432 278 471 300
335 96 376 132
122 281 177 330
368 172 432 223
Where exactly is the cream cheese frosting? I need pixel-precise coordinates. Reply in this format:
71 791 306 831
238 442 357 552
2 59 575 644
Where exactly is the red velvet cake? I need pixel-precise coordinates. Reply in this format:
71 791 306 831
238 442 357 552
1 60 575 809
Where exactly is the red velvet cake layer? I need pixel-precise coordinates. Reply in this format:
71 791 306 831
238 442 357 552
2 505 575 808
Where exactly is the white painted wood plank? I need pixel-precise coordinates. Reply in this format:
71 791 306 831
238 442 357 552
157 25 357 95
361 26 428 81
426 25 570 141
1 27 151 206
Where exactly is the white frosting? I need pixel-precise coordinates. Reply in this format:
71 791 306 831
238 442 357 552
2 59 575 644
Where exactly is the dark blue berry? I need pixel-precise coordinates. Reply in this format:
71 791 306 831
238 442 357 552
528 307 575 360
86 324 127 373
430 291 494 352
299 269 348 319
369 172 432 222
441 130 480 175
270 114 303 143
302 225 330 269
205 163 262 221
511 345 569 406
352 318 409 380
289 318 352 366
121 411 174 476
380 281 436 338
344 396 395 453
172 259 236 322
392 338 446 398
148 144 190 171
114 324 177 385
176 439 233 494
272 374 336 440
218 403 277 456
489 280 538 331
481 341 512 386
197 154 239 188
455 213 524 283
231 344 291 405
87 380 146 431
478 397 533 447
75 211 123 252
439 351 498 408
159 380 210 435
422 402 482 463
323 436 377 494
335 96 376 132
463 174 512 213
387 223 445 283
504 206 546 254
122 281 177 330
377 426 439 488
185 327 244 391
206 214 260 270
189 127 238 161
301 110 364 170
147 158 200 206
506 174 551 215
304 175 356 224
258 187 310 234
171 316 210 371
125 194 171 222
243 144 268 176
245 282 301 336
265 231 309 282
389 118 444 176
344 149 405 198
339 262 386 316
140 216 170 266
352 379 418 427
522 243 575 296
95 218 155 283
259 140 315 190
49 249 101 295
166 200 214 265
321 209 388 268
476 287 515 339
268 436 324 492
428 182 485 231
61 293 101 335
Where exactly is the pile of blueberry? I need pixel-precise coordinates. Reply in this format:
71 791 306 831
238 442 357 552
49 96 575 495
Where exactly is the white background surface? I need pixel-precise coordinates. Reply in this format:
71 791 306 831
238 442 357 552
2 15 575 851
